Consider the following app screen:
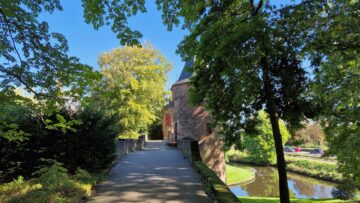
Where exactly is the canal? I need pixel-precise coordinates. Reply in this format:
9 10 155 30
229 164 338 199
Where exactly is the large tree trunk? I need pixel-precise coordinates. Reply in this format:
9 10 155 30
261 57 290 203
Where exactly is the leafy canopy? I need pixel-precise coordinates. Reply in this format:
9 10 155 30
304 0 360 188
0 0 100 108
243 111 290 164
98 44 171 138
0 0 101 140
155 0 313 154
156 1 316 202
82 0 147 46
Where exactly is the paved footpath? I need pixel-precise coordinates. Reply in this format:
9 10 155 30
87 141 214 203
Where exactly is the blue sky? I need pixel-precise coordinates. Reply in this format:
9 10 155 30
40 1 187 90
40 0 296 90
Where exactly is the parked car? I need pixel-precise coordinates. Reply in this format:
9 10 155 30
284 147 295 152
310 149 324 154
294 147 302 152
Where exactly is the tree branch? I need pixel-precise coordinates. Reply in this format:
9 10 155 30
0 65 51 98
0 8 24 64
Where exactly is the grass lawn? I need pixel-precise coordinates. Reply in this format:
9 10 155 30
238 196 354 203
226 164 255 185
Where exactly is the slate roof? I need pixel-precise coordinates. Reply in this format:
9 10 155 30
177 59 194 81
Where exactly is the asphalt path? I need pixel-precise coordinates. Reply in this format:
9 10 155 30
87 141 213 203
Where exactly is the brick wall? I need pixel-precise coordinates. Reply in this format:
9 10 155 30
172 80 226 182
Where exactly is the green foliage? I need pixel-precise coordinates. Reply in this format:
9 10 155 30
98 44 171 138
156 2 314 200
0 121 30 142
0 92 35 141
332 182 356 200
33 160 71 192
301 0 360 188
44 114 82 133
0 161 97 203
226 149 258 165
0 107 117 182
0 176 43 203
82 0 146 45
148 120 163 140
0 0 101 115
243 111 291 164
73 168 97 185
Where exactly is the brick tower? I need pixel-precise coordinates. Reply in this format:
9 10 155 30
170 60 226 182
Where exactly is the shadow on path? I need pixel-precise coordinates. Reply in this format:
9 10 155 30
87 141 213 203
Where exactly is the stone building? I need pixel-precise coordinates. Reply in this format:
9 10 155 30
162 61 226 182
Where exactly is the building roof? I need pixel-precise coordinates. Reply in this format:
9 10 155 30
177 59 194 81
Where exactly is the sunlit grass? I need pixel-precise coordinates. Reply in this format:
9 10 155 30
226 164 255 185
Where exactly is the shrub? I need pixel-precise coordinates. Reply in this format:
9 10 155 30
53 108 118 173
33 160 71 192
331 182 356 200
0 161 97 203
243 111 290 164
148 120 163 140
0 107 118 182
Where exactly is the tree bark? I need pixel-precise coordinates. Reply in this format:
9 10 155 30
261 56 290 203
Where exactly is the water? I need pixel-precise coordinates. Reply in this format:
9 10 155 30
229 165 337 199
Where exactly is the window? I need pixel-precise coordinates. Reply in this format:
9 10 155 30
206 123 212 135
174 123 177 135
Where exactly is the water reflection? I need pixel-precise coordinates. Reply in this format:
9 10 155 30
230 165 337 199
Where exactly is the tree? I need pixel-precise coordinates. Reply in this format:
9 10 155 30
275 0 360 192
302 0 360 190
4 0 358 201
0 0 101 141
243 111 291 164
290 122 325 146
85 0 311 202
153 1 316 202
0 0 100 107
82 0 147 46
98 45 171 138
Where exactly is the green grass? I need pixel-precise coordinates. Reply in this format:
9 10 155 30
238 196 354 203
285 156 342 183
226 149 343 183
193 161 240 203
226 164 255 185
